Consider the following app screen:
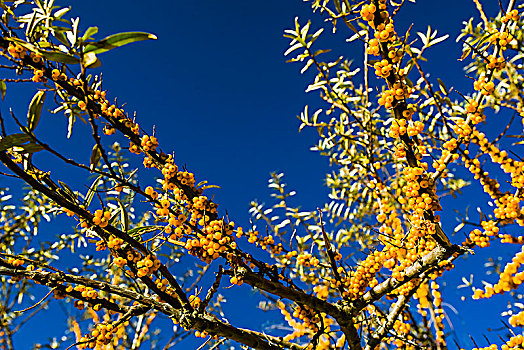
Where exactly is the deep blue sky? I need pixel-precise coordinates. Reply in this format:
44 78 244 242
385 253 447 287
2 0 519 348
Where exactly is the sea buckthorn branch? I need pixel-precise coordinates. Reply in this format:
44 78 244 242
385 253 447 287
352 243 461 313
0 267 145 315
0 139 193 311
236 266 364 349
0 82 314 349
0 151 190 311
0 264 171 313
429 0 517 183
197 265 223 314
23 61 285 283
406 51 452 134
0 260 299 350
359 0 458 294
4 105 143 192
237 328 306 350
318 209 346 297
364 281 419 350
86 107 117 178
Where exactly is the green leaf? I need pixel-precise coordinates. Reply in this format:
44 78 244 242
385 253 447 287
82 26 98 41
437 78 448 95
17 141 44 154
84 175 103 207
38 50 80 64
116 197 129 233
27 90 46 132
0 80 6 101
128 225 163 238
0 133 32 151
90 144 101 171
83 31 157 55
58 180 77 202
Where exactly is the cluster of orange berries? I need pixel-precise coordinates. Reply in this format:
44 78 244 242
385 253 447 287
113 256 127 268
136 255 161 278
502 334 524 350
155 278 169 292
7 43 26 59
488 30 514 50
279 250 299 266
502 9 520 23
107 235 124 250
50 68 66 81
258 235 277 251
374 59 393 78
188 294 201 308
473 245 524 299
452 119 473 140
473 74 495 96
374 22 397 43
77 100 87 111
471 130 524 190
296 252 319 268
160 159 179 190
406 120 424 137
486 54 505 70
335 251 381 299
92 209 111 228
65 285 102 311
380 83 412 109
394 143 406 159
229 275 244 286
100 101 125 119
360 3 377 22
155 197 172 217
464 99 485 125
509 310 524 327
494 193 522 222
472 339 523 350
194 330 211 339
78 323 119 349
385 314 414 349
402 166 427 197
140 134 158 152
461 155 501 201
468 228 491 248
6 257 25 267
367 38 380 56
103 124 116 135
144 186 160 200
292 305 320 332
129 142 141 155
184 221 236 263
31 68 47 83
430 282 446 345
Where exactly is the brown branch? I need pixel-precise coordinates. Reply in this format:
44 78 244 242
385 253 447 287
353 244 462 313
364 281 420 350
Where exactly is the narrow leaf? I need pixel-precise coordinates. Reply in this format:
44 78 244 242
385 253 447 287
90 144 101 171
82 26 98 41
27 90 46 132
84 175 103 207
83 31 157 55
0 133 32 151
38 50 80 64
0 80 6 100
116 197 129 233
